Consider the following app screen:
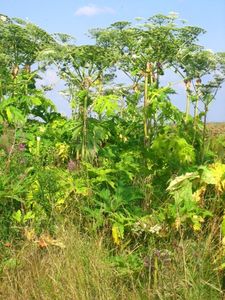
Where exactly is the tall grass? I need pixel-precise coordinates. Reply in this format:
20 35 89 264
0 223 223 300
0 226 127 300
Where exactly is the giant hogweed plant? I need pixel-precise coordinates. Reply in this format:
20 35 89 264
1 14 225 293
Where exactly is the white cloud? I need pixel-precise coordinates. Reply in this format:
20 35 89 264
44 70 60 85
75 4 115 16
37 69 60 88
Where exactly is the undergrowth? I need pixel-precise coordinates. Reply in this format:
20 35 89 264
0 221 224 300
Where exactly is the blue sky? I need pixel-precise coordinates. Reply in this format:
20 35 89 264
1 0 225 121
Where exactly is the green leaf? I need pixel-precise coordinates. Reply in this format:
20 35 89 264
23 211 35 222
199 166 216 185
12 210 22 223
5 106 26 125
5 106 13 122
30 97 42 106
93 95 119 117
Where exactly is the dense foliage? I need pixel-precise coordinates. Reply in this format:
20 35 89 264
1 13 225 298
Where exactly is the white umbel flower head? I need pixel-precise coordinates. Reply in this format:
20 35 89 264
0 15 7 22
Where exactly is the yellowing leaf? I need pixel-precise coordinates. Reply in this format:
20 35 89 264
221 215 225 237
112 224 120 245
112 223 124 246
55 142 69 162
209 162 225 192
193 222 201 231
174 217 181 230
222 237 225 247
167 172 199 192
192 215 204 232
193 186 206 202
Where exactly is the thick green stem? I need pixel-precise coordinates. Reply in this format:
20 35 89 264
36 136 40 158
194 79 201 128
155 71 159 89
185 80 191 123
192 98 199 145
144 62 152 146
24 64 30 96
185 93 190 122
193 98 199 125
201 104 208 163
144 73 148 145
98 72 103 96
11 64 19 98
81 92 88 160
98 73 103 120
192 79 202 145
0 80 2 102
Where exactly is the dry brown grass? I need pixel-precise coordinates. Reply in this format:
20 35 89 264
207 122 225 137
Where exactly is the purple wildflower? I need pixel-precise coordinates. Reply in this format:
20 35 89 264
18 143 26 151
67 159 76 172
